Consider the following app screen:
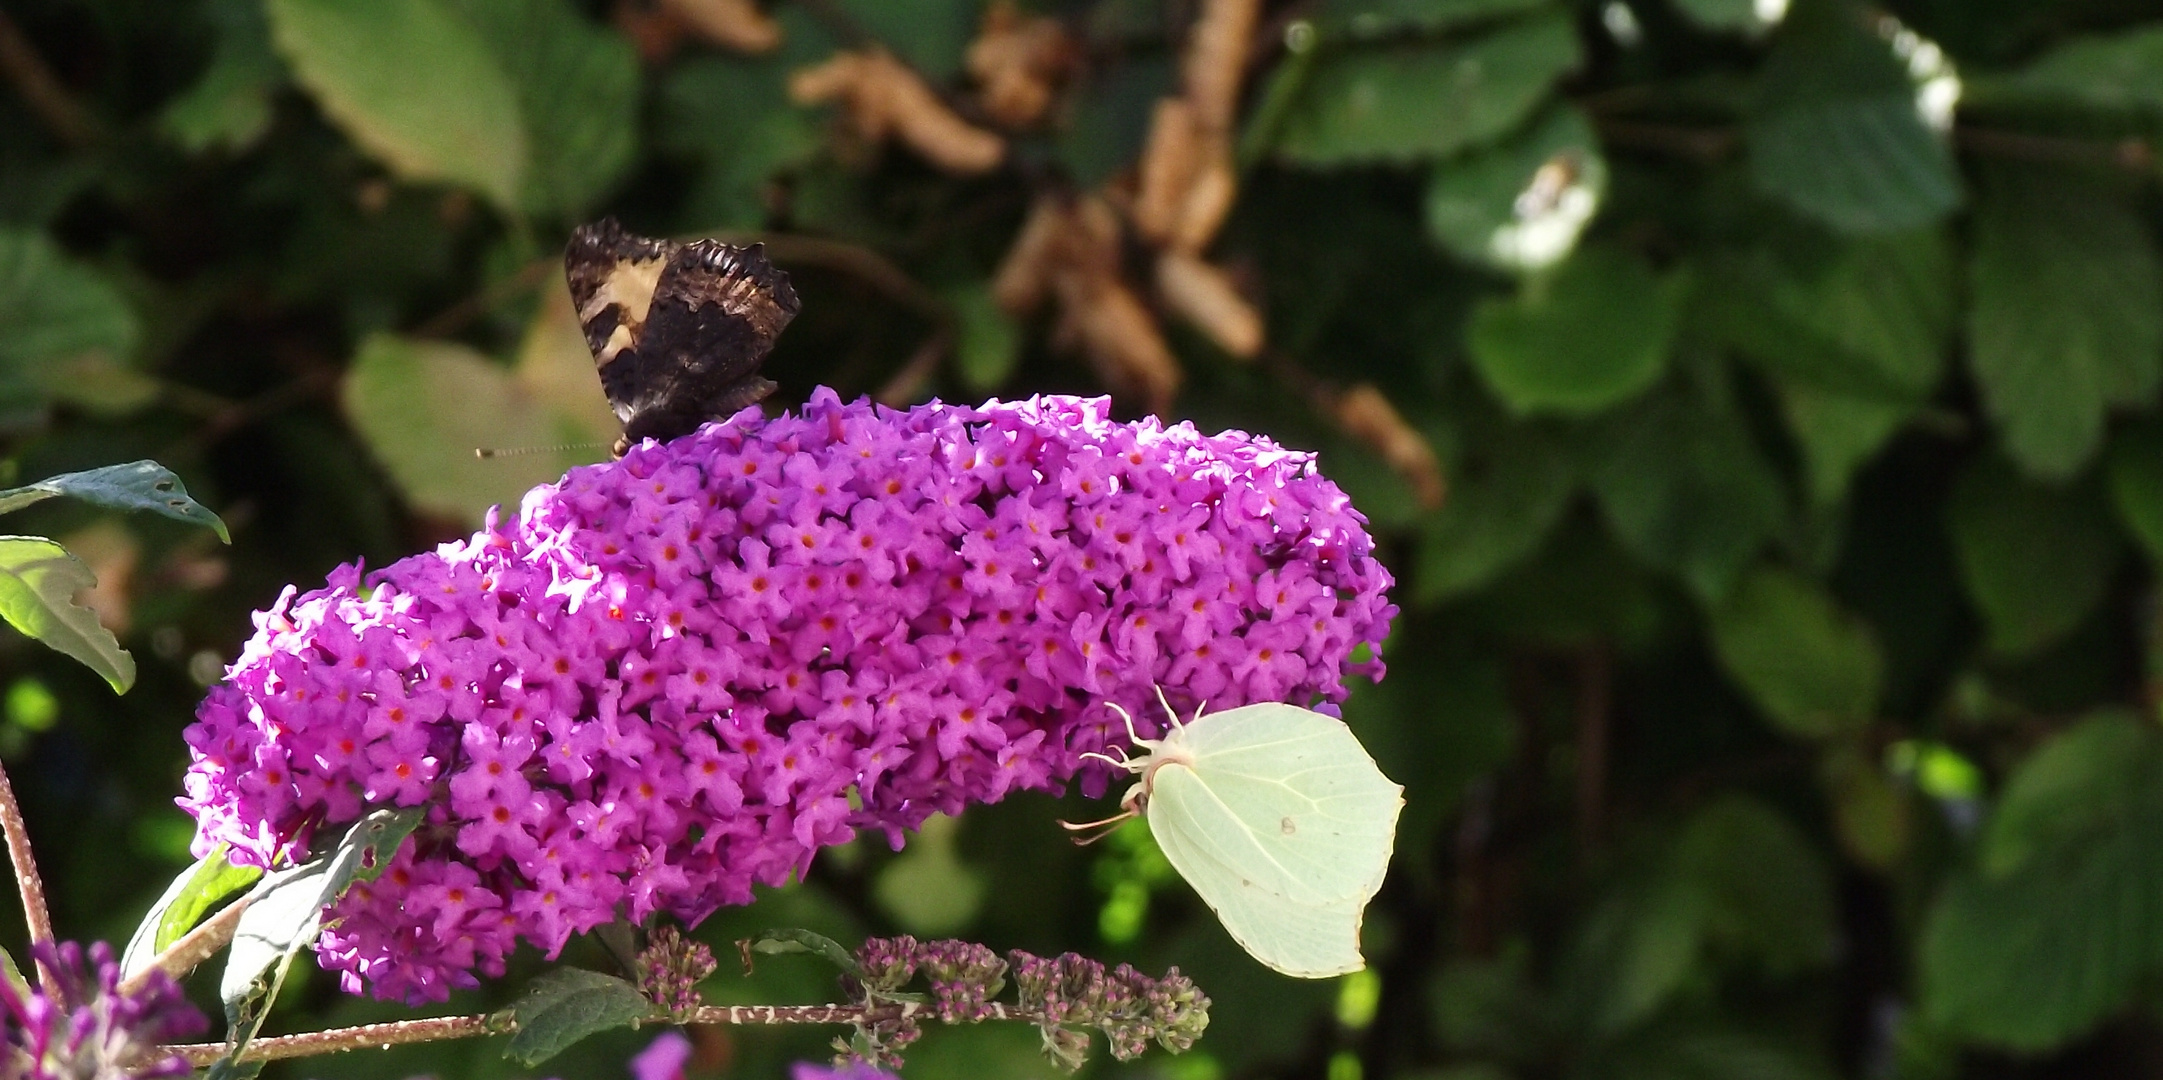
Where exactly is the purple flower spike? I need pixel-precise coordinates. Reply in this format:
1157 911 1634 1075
179 391 1396 1001
0 940 207 1079
792 1062 901 1080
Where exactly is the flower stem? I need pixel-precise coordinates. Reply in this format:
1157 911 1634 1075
0 757 56 995
163 1000 1053 1066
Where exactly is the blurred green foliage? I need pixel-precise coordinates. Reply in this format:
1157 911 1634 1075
4 0 2163 1076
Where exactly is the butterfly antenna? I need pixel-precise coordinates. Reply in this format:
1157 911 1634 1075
1058 807 1136 845
474 442 611 459
1080 749 1135 771
1107 702 1147 747
1153 685 1189 733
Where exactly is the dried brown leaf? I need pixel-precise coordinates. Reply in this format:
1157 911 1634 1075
1333 383 1446 509
1182 0 1261 135
1156 249 1262 359
966 0 1076 129
790 48 1005 174
1133 98 1203 246
661 0 781 53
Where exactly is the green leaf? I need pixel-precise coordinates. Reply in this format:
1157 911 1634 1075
1980 711 2159 878
217 807 424 1064
2107 419 2163 563
1467 247 1677 416
0 461 230 541
1670 0 1784 35
121 846 263 979
502 967 658 1067
1561 873 1708 1038
1945 456 2123 657
1744 7 1960 233
1672 796 1837 975
341 331 616 526
160 0 283 153
1976 24 2163 117
950 283 1021 392
1779 389 1906 507
0 229 139 394
266 0 527 210
1920 713 2163 1050
738 927 861 977
1707 566 1883 740
1414 420 1573 602
1967 165 2163 481
832 0 977 80
874 813 986 935
1270 10 1580 165
1585 378 1788 603
0 537 133 693
443 0 638 218
1314 0 1554 39
1057 56 1175 189
659 15 831 229
1424 104 1606 273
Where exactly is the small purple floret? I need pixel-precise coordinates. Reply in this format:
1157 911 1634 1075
0 940 207 1079
179 392 1395 1001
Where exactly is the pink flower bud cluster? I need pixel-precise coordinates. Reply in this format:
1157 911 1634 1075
179 391 1395 1002
0 940 206 1079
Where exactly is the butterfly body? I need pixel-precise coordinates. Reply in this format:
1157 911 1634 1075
564 218 801 456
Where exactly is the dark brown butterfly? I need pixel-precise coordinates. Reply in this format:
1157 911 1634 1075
564 218 802 457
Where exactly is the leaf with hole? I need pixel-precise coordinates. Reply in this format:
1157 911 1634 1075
0 461 230 542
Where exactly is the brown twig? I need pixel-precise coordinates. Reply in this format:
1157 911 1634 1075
160 368 341 461
0 758 56 996
1956 126 2155 173
167 999 1054 1066
874 325 955 406
117 892 254 999
410 258 557 339
0 8 101 148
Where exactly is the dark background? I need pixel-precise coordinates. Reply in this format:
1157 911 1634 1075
5 0 2163 1077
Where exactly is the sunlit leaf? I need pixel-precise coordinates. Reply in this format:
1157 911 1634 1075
1708 566 1882 740
0 461 230 542
1270 10 1580 165
1967 165 2162 481
121 846 263 978
1945 455 2123 657
0 537 132 693
502 967 657 1067
341 325 615 525
266 0 527 209
444 0 638 218
873 813 986 935
1467 246 1677 416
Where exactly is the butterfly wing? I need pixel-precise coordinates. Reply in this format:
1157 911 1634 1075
1155 702 1403 906
562 219 801 450
1149 763 1369 978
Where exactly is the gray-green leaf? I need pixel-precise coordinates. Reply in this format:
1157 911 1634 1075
0 461 230 542
443 0 638 218
217 807 425 1064
0 537 133 693
266 0 527 210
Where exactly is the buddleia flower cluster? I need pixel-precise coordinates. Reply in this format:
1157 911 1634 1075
180 390 1395 1001
840 935 1209 1072
0 940 206 1080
